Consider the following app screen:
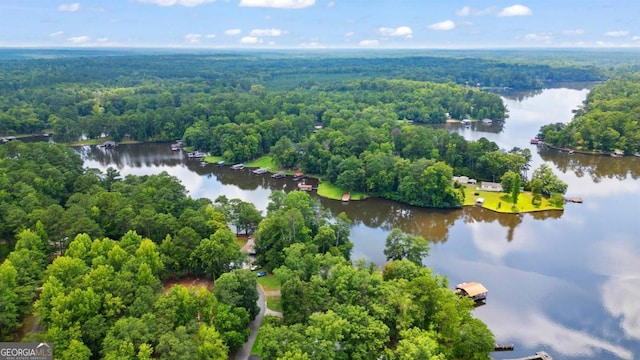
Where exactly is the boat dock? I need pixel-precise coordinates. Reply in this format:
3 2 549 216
503 351 553 360
494 344 515 352
455 282 488 302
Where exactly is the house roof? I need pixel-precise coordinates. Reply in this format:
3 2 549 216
456 282 488 297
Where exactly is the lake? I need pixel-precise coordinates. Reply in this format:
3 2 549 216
77 85 640 360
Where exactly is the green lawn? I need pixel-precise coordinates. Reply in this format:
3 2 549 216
202 155 223 163
257 274 280 291
316 182 367 201
461 184 563 213
266 296 282 312
246 156 277 169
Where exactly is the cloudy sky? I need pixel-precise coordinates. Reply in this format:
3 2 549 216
1 0 639 49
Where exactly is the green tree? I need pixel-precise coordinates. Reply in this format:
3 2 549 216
196 324 228 360
0 260 20 339
384 229 430 266
531 164 568 196
214 270 260 320
192 228 243 280
61 339 92 360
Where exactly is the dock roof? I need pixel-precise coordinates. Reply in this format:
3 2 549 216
456 282 488 297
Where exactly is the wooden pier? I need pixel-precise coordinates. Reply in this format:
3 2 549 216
503 351 553 360
494 344 515 352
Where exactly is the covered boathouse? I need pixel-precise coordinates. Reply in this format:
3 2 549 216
455 282 488 302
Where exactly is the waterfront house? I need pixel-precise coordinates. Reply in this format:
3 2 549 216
480 181 503 192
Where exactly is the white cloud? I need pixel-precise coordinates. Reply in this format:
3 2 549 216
428 20 455 31
632 36 640 41
358 39 378 46
184 33 202 43
224 29 242 35
49 31 64 37
206 33 216 39
524 32 552 42
300 41 325 48
456 6 495 16
134 0 216 6
249 28 284 37
379 26 412 38
327 1 335 8
58 3 80 12
497 4 532 17
562 29 584 36
239 0 315 9
240 36 260 44
344 31 354 37
456 6 471 16
97 37 109 42
604 30 629 37
67 35 90 44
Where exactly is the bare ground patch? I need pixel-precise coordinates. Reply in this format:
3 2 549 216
163 276 214 294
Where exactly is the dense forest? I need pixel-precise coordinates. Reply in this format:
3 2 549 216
0 51 576 208
0 51 605 139
0 141 494 359
539 77 640 154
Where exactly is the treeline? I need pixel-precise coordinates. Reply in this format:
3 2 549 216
0 51 604 138
539 76 640 154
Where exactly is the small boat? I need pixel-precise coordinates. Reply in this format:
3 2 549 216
271 171 286 179
292 172 304 181
298 183 313 191
341 193 351 202
252 168 268 175
99 141 116 149
187 151 206 159
530 137 539 145
217 160 225 166
231 163 245 170
568 150 574 154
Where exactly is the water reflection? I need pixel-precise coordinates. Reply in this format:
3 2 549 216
539 147 640 182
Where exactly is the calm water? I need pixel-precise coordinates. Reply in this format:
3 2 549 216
77 86 640 360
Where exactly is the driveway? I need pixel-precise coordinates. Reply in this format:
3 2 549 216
234 284 266 360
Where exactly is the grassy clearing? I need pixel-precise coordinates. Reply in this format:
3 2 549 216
316 182 367 201
246 156 277 169
266 295 282 312
234 235 249 248
461 184 563 213
257 274 280 291
202 155 223 163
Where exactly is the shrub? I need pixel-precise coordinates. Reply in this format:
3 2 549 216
532 194 542 206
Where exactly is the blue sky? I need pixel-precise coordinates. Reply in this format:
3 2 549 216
1 0 639 49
